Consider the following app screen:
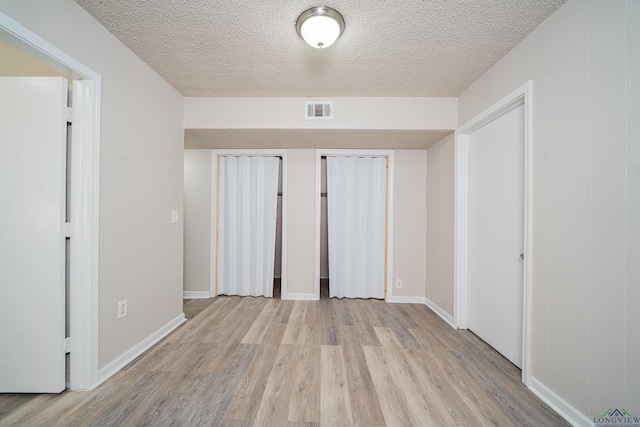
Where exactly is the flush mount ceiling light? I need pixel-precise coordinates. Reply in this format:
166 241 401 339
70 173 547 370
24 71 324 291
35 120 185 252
296 6 345 49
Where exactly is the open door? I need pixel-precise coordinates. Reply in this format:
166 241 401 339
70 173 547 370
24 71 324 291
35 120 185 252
0 76 68 393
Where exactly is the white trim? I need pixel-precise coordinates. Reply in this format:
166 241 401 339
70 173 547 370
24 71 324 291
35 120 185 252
424 297 457 328
454 81 533 385
453 134 469 329
315 149 394 302
281 292 318 301
0 12 101 391
210 149 288 299
529 377 592 427
183 291 211 299
95 314 186 389
386 296 426 304
210 151 217 298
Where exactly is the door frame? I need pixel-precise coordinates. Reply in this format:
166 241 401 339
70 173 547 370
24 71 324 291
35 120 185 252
315 149 394 301
454 81 532 385
210 149 288 299
0 13 101 390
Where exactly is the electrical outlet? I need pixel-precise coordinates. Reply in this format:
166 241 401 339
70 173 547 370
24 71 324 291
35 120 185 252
117 299 128 319
395 279 403 289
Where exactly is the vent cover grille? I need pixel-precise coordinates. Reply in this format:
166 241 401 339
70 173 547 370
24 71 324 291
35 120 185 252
305 101 333 119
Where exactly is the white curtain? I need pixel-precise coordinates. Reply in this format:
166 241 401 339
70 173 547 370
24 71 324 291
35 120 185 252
218 156 280 297
326 156 386 299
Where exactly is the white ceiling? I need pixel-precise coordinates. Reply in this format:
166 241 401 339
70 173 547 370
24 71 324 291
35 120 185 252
75 0 566 148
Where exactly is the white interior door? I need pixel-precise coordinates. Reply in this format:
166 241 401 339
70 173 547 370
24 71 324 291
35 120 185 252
0 76 68 392
467 103 524 368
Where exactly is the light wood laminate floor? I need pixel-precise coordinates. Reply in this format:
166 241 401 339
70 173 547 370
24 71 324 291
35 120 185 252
0 294 568 426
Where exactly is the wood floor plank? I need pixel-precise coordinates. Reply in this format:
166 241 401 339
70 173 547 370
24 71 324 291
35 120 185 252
362 345 421 426
345 299 381 347
197 341 258 375
319 298 340 345
340 326 386 426
371 303 422 349
166 296 237 345
224 322 286 421
0 394 42 421
282 301 307 344
183 297 216 320
0 392 91 427
275 299 294 324
195 297 251 343
287 345 321 423
214 298 269 344
301 301 322 346
252 344 299 426
241 298 280 344
64 371 173 426
218 419 255 427
329 298 354 327
320 345 353 426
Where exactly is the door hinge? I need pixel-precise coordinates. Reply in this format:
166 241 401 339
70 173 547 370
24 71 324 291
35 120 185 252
63 106 73 123
63 222 72 238
63 337 71 353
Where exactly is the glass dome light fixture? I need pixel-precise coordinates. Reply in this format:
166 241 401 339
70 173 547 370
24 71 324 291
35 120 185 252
296 6 345 49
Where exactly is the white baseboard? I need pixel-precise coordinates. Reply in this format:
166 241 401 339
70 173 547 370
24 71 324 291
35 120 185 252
282 292 318 301
95 313 186 388
386 295 426 304
424 297 456 328
529 377 592 427
183 291 210 299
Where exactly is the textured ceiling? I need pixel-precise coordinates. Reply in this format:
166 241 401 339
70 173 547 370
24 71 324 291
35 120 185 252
75 0 565 98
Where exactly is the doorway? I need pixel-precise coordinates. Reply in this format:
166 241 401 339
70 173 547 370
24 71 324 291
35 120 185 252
467 102 524 368
315 150 394 300
0 14 101 391
455 82 533 383
210 150 288 299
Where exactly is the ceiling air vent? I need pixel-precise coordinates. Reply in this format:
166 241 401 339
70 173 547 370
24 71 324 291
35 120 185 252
305 101 333 119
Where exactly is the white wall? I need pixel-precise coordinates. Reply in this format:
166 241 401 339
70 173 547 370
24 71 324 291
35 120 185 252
0 0 185 369
457 0 639 420
286 149 318 297
183 150 211 295
392 150 427 299
185 97 457 130
425 134 455 316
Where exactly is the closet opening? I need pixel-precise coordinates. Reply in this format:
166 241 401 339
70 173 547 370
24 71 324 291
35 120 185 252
214 152 286 299
316 150 393 300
